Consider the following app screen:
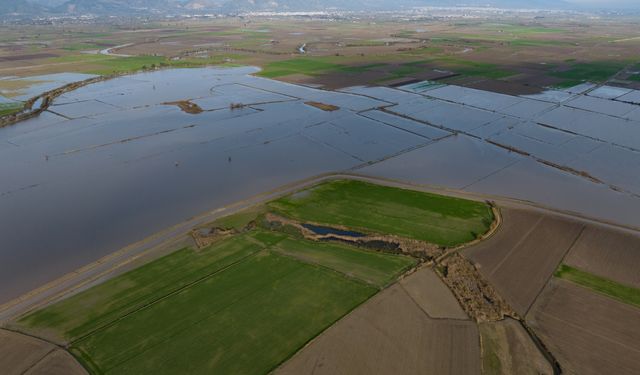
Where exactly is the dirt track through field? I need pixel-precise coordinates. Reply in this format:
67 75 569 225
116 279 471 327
276 284 480 375
527 279 640 375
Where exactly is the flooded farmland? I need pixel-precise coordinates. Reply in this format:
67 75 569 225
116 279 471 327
1 66 640 303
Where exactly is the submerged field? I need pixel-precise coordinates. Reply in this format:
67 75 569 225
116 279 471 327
15 180 495 375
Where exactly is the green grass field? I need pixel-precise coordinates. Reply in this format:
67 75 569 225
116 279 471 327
257 58 343 78
552 62 627 87
19 234 266 341
0 102 23 116
267 180 494 247
18 227 414 374
555 264 640 308
272 236 416 287
47 54 243 76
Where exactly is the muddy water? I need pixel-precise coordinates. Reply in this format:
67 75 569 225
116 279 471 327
1 68 640 303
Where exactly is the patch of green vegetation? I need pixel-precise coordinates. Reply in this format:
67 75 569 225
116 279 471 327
19 234 264 341
334 63 387 73
480 328 503 374
0 102 23 116
273 236 416 287
551 61 627 87
47 53 243 76
345 40 387 47
69 252 376 375
508 39 570 47
479 23 565 34
268 180 494 247
257 57 344 78
441 58 513 79
61 43 100 51
555 264 640 308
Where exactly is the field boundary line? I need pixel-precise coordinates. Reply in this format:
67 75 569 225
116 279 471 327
18 347 56 375
488 216 543 277
524 225 586 317
398 277 470 321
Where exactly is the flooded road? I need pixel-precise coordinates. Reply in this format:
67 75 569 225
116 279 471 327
1 67 640 303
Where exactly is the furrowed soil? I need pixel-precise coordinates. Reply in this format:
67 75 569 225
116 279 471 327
463 208 584 315
399 267 468 320
275 284 481 375
0 329 86 375
527 279 640 375
564 226 640 289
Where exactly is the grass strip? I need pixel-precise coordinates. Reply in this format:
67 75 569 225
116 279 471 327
555 264 640 308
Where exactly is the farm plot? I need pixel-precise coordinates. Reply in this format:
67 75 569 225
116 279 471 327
268 179 494 247
15 229 415 375
555 265 640 308
478 319 552 375
463 208 584 315
563 225 640 288
276 284 481 375
399 267 468 319
0 329 86 375
527 279 640 375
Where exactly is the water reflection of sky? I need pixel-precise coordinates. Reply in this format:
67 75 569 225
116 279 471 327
1 66 640 303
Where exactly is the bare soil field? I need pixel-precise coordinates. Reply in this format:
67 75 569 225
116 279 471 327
24 349 87 375
527 279 640 375
463 208 584 315
0 329 86 375
564 226 640 288
276 284 480 375
479 318 552 375
399 267 468 320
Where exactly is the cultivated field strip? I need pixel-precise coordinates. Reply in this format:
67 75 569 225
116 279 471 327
399 268 468 320
528 279 640 375
564 226 640 288
0 329 86 375
276 284 481 375
463 208 584 315
478 319 553 375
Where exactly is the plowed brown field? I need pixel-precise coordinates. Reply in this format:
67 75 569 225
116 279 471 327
564 226 640 288
276 284 480 375
527 279 640 375
463 208 584 315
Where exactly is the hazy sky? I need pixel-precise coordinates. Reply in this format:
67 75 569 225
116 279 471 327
566 0 640 8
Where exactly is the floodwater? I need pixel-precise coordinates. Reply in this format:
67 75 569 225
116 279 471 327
1 67 640 303
301 224 366 238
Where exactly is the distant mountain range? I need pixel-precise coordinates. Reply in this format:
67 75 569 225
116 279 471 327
1 0 637 18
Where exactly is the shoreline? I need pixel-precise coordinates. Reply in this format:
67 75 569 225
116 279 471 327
2 171 638 324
